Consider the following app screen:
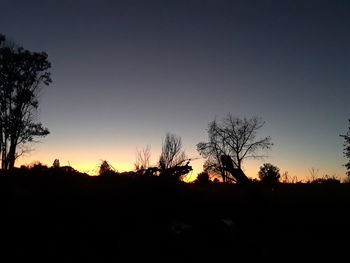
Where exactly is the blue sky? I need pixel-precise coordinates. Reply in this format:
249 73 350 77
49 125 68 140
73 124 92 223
1 0 349 180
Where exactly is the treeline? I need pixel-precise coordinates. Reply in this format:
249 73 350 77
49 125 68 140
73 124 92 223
1 33 350 182
0 159 344 186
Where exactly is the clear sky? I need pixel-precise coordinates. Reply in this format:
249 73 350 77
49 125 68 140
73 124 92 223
1 0 349 180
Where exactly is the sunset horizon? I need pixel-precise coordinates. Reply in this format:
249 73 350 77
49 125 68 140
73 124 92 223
1 1 350 261
2 1 349 183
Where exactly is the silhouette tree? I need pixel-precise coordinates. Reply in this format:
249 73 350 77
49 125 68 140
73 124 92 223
195 171 211 184
340 119 350 176
0 34 51 170
258 163 280 185
159 133 187 170
134 145 151 171
52 159 60 169
159 133 192 180
99 160 116 176
197 114 272 182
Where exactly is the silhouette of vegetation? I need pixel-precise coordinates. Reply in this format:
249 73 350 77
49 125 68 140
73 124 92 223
340 119 350 176
308 167 319 182
221 155 250 184
98 160 117 176
158 133 192 180
134 145 152 176
2 166 350 262
159 133 187 170
258 163 281 185
309 174 341 184
306 168 341 184
0 35 347 262
197 114 272 182
52 158 60 169
280 171 299 184
0 34 51 170
194 171 211 184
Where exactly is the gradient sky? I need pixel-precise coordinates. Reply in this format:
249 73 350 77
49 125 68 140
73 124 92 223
1 0 349 180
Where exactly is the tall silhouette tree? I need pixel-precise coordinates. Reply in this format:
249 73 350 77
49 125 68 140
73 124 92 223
0 34 51 170
340 119 350 176
197 114 272 182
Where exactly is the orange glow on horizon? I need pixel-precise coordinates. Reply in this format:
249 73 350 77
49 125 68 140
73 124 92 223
15 147 346 182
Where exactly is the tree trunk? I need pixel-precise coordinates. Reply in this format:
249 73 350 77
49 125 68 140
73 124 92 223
2 140 8 170
8 139 17 170
0 124 3 169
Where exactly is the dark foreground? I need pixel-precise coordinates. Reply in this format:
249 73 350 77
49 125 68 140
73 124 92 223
2 172 350 262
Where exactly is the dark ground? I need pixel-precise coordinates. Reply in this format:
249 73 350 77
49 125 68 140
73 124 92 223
1 171 350 262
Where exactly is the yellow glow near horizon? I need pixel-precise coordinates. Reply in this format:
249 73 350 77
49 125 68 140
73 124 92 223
16 148 345 182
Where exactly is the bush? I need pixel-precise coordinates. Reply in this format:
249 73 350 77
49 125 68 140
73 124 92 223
195 172 211 184
310 175 340 184
258 163 281 185
99 160 117 176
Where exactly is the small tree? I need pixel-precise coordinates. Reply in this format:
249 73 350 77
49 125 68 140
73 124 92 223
99 160 116 176
340 119 350 176
258 163 280 185
52 159 60 169
134 145 151 170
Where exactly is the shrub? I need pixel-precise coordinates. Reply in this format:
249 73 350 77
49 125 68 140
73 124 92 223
195 172 211 184
258 163 281 185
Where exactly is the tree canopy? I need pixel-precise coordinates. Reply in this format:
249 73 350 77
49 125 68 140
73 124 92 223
258 163 281 185
197 114 272 182
0 34 51 170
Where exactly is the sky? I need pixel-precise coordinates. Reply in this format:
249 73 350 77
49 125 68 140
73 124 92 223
1 0 349 181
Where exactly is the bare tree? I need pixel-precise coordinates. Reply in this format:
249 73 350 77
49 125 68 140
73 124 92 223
159 133 187 170
134 145 151 170
308 167 319 182
0 34 51 170
159 133 191 180
197 120 229 181
197 114 273 182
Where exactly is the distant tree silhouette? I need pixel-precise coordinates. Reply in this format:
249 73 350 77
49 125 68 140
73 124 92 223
340 119 350 176
197 114 272 182
52 159 60 168
159 133 186 170
308 167 319 182
309 174 340 184
29 161 49 171
159 133 192 180
99 160 116 176
258 163 280 185
0 34 51 170
134 145 151 171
